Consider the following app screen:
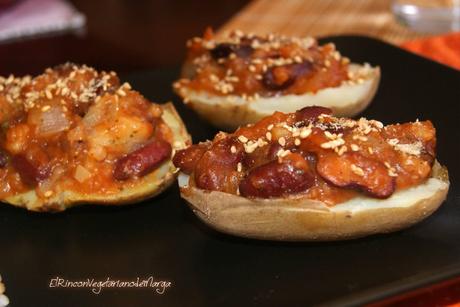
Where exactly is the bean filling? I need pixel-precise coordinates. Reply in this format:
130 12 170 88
174 106 436 205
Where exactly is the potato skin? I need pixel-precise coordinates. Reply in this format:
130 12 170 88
178 162 449 241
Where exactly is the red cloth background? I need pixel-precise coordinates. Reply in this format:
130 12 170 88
402 32 460 70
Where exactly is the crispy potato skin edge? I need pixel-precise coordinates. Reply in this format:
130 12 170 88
179 161 449 241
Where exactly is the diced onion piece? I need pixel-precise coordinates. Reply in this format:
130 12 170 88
89 145 107 161
31 106 71 136
83 103 104 127
74 165 92 183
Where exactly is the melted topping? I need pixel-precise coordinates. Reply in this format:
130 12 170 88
0 63 173 201
173 106 436 205
174 29 372 101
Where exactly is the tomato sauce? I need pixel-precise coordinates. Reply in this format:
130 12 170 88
174 29 350 99
0 64 173 201
174 106 436 206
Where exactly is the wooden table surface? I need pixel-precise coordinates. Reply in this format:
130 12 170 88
220 0 429 45
0 1 458 306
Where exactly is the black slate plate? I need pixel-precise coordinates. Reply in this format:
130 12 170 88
0 36 459 307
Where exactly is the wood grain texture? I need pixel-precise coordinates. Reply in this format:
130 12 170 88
219 0 430 44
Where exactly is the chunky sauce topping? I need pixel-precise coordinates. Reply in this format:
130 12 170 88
174 29 373 101
0 64 173 200
174 106 436 205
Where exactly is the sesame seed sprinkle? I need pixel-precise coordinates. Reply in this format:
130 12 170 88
238 135 248 143
278 137 286 147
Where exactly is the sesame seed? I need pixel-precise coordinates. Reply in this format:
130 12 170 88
41 105 51 112
337 145 347 156
350 144 359 151
248 65 256 72
257 138 267 147
244 141 258 153
234 29 244 37
45 90 53 99
5 75 13 85
324 131 335 139
44 190 53 197
351 164 365 176
238 135 248 143
237 162 242 172
294 138 301 146
371 120 384 129
368 147 374 154
277 149 291 158
292 128 300 137
230 146 237 153
333 51 341 61
266 132 272 141
267 124 274 130
353 135 368 142
300 127 312 139
321 138 345 149
278 137 286 147
342 57 350 65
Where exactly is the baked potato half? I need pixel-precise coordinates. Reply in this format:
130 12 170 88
178 162 448 241
0 64 191 212
174 106 449 241
174 29 380 130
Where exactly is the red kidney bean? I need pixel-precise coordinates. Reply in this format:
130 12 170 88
0 149 8 167
262 61 313 91
194 137 245 193
173 143 210 174
243 143 281 169
11 155 50 186
113 140 172 181
210 43 254 60
316 152 395 198
295 106 332 123
239 159 314 198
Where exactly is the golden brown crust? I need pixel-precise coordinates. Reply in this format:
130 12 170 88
4 103 192 212
178 162 449 241
177 65 380 131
